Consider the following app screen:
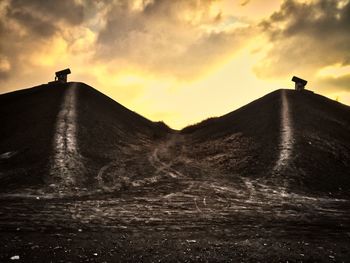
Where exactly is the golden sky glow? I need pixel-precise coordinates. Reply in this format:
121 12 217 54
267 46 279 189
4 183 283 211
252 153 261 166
1 0 350 129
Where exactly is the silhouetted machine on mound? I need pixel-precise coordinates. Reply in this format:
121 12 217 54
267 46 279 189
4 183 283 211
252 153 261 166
54 68 71 83
292 76 307 91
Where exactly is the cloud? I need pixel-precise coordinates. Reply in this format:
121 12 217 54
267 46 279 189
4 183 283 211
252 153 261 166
240 0 251 6
95 0 253 80
0 55 11 79
7 8 57 37
0 0 85 82
317 74 350 92
254 0 350 78
0 0 253 84
9 0 84 28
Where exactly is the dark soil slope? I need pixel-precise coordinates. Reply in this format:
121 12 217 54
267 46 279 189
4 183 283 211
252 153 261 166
181 89 350 195
1 84 349 196
181 90 282 178
0 82 171 192
74 82 172 187
287 90 350 194
0 83 66 191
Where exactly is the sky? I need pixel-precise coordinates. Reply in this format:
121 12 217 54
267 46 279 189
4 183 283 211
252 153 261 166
0 0 349 129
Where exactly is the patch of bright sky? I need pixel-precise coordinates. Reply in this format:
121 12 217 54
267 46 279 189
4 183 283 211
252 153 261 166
316 64 350 78
128 45 288 129
315 63 350 105
71 25 293 130
29 37 68 67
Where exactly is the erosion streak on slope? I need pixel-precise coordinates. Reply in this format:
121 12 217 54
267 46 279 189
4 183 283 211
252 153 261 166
50 83 80 189
274 90 293 172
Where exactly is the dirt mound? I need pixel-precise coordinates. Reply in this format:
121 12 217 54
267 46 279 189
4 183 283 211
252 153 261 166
1 84 350 196
0 82 171 192
1 84 350 261
182 89 350 195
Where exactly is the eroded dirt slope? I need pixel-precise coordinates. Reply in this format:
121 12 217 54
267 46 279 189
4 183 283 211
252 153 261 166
181 89 350 196
181 90 281 180
0 83 65 191
0 82 171 195
287 90 350 194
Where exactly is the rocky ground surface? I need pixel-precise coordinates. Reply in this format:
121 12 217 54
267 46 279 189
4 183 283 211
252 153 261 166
0 167 349 262
0 83 350 262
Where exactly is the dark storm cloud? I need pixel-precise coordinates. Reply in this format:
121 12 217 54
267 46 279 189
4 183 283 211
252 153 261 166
0 0 85 81
95 0 251 79
255 0 350 78
10 0 84 26
0 0 251 83
7 8 57 37
97 0 218 52
318 74 350 92
5 0 84 38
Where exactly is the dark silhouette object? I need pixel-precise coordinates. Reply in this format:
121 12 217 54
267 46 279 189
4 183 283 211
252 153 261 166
55 68 71 83
292 76 307 91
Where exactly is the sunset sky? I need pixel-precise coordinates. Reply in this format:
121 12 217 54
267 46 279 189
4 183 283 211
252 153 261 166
0 0 349 129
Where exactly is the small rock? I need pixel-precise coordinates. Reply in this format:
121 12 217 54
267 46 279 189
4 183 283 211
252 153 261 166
329 255 335 259
78 229 82 232
186 240 197 243
10 255 20 260
93 253 98 256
